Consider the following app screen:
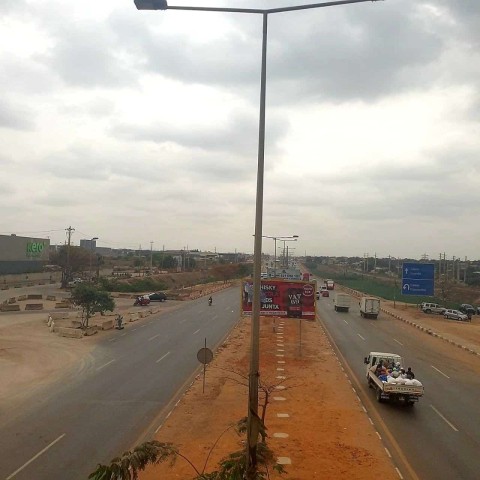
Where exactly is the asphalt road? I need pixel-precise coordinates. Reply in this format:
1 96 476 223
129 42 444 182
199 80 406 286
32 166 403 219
0 287 240 480
315 286 480 480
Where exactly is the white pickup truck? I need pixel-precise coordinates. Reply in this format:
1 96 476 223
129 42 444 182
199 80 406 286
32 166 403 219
364 351 424 406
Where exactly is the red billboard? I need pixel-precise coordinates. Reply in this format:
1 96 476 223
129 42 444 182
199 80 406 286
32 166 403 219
241 279 316 320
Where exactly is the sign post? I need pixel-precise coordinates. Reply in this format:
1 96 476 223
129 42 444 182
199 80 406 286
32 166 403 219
402 263 435 297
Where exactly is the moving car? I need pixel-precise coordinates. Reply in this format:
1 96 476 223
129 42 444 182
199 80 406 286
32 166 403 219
147 292 167 302
443 309 469 321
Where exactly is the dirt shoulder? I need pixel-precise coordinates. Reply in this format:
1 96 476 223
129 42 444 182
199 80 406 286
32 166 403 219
139 315 398 480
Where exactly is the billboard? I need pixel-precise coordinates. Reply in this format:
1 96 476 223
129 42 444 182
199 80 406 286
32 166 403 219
242 279 316 320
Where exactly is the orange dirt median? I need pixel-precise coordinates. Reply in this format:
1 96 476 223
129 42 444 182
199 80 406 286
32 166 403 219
139 316 397 479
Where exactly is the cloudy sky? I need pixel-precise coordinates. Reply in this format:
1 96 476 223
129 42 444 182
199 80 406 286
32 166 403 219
0 0 479 259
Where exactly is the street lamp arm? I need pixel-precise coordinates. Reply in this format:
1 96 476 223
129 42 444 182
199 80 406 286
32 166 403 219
267 0 384 14
136 0 383 14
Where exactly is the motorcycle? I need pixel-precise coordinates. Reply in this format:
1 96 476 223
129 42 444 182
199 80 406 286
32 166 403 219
134 296 151 306
208 297 213 306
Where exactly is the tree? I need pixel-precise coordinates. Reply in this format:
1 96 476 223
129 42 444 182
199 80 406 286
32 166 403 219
71 283 115 328
50 245 91 286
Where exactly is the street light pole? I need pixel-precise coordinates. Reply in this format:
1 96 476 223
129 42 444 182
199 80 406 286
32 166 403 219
133 1 387 474
89 237 98 281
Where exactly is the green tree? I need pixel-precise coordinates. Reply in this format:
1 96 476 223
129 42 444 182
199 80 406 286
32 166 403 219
71 283 115 328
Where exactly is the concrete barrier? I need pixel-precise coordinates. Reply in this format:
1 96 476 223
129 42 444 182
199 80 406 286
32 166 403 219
1 285 9 290
8 297 16 304
25 303 44 310
101 319 114 330
56 327 83 339
17 295 27 301
46 295 56 301
1 304 21 312
50 312 68 320
84 326 98 336
71 320 83 328
27 294 43 300
55 302 71 309
129 313 139 322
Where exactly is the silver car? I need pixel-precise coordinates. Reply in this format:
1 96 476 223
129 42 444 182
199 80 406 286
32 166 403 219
443 309 469 321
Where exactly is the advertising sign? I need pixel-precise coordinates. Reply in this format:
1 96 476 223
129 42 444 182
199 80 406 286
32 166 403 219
242 279 316 320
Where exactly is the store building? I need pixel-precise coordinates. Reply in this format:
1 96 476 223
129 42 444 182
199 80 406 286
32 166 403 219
0 234 50 274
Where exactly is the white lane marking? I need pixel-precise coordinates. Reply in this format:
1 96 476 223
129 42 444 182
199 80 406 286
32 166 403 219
140 324 146 328
343 319 348 325
431 365 450 379
395 467 404 479
357 333 365 340
132 328 137 331
384 447 392 458
6 433 66 479
394 338 404 346
193 329 200 335
108 338 116 342
148 334 161 341
430 405 458 431
180 318 187 324
96 359 115 371
121 333 127 337
376 431 382 439
156 352 171 363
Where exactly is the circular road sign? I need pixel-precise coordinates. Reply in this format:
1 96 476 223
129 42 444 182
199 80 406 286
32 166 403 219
197 347 214 365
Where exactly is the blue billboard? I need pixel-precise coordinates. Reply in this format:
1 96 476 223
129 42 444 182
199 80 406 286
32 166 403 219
402 263 435 296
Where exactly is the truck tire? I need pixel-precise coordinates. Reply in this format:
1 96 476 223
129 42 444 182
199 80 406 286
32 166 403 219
373 314 378 319
367 377 373 389
360 311 364 317
376 388 383 403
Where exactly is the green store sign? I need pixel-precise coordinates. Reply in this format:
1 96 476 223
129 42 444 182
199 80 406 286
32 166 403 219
26 242 46 258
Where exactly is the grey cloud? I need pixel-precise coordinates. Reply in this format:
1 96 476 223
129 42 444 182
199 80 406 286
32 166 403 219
0 99 35 130
38 20 136 88
0 56 56 95
113 110 289 157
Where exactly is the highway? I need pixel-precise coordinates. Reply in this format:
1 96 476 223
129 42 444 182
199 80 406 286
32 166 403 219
0 287 241 480
315 286 480 480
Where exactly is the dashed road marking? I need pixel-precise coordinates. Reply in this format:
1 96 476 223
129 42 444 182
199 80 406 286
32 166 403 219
156 352 171 363
357 333 365 340
149 334 161 341
394 338 404 346
431 365 450 379
430 404 458 431
96 359 115 371
6 433 66 479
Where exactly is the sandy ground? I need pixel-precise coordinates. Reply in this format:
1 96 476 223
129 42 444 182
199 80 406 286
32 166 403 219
1 286 480 479
139 315 398 480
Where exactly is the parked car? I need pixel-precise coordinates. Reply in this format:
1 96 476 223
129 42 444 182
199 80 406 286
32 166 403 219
421 303 445 314
321 290 330 298
459 304 475 316
68 278 84 287
147 292 167 302
443 309 469 321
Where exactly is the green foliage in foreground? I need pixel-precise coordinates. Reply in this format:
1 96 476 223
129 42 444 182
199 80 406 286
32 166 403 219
89 420 285 480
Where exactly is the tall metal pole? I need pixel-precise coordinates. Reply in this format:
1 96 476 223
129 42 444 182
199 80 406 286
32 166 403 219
273 237 277 277
247 11 267 476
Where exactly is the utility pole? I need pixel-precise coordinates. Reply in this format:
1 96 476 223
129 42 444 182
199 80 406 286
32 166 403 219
150 241 153 272
64 226 75 288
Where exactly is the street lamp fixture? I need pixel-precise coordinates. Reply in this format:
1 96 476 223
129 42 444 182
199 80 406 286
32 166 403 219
262 235 299 276
133 0 387 474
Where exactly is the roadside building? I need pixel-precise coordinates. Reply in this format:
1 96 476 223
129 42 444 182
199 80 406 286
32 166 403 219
0 234 51 274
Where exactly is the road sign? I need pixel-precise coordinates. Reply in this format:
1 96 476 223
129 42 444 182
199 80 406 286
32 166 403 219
402 263 434 296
